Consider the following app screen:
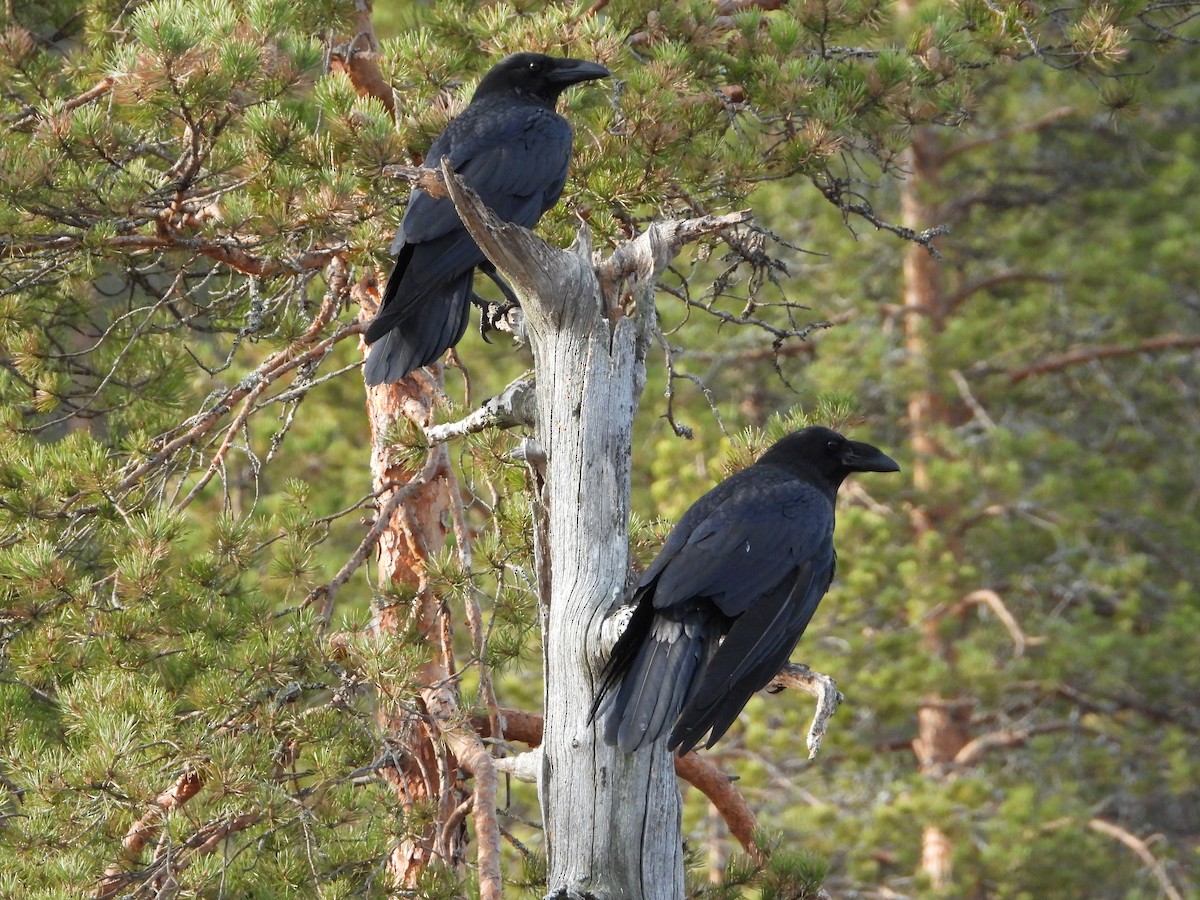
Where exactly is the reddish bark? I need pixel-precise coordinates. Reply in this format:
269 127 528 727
900 126 967 891
361 361 467 885
900 129 946 540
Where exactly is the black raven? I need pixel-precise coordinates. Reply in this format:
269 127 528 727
363 53 610 384
594 426 900 755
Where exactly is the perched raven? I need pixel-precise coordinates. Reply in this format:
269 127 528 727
363 53 610 384
594 426 900 755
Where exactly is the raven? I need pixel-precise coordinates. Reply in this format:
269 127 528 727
594 426 900 755
363 53 610 384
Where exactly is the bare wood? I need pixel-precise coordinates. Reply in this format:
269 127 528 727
1089 818 1184 900
475 708 764 857
948 368 997 431
440 159 771 894
423 373 537 444
443 160 691 896
494 747 543 783
766 663 844 759
383 164 452 197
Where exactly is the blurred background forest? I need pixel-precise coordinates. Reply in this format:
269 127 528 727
1 0 1198 896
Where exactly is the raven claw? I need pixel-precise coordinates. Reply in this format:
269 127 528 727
480 301 521 342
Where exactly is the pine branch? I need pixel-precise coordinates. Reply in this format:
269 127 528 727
10 76 114 129
95 769 204 899
1003 333 1200 383
0 232 339 278
329 3 395 118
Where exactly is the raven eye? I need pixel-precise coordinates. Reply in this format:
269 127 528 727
826 440 841 453
528 60 543 73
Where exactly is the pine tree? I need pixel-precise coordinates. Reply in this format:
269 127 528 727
1 0 1195 896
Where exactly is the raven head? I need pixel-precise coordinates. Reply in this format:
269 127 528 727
476 53 611 106
759 425 901 487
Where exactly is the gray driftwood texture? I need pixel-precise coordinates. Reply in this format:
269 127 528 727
443 160 749 898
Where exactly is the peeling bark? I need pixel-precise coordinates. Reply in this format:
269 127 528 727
361 365 469 887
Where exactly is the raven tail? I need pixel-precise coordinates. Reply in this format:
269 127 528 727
600 611 708 754
363 273 473 385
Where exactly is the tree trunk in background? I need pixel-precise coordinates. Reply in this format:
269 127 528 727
900 129 964 892
901 129 945 542
341 8 472 887
913 696 971 890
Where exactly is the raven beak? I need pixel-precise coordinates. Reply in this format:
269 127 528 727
550 59 611 87
843 440 901 474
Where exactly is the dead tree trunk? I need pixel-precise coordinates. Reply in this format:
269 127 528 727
442 162 747 897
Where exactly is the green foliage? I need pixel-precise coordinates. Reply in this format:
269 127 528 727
1 0 1197 896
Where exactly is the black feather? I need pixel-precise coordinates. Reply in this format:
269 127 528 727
363 53 609 384
594 426 899 754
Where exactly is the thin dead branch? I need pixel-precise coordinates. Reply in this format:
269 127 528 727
766 663 843 759
423 374 536 444
953 589 1044 658
309 450 443 627
954 721 1085 766
1088 818 1184 900
116 270 354 496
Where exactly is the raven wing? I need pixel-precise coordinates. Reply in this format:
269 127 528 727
403 103 573 244
368 105 572 340
668 559 828 752
644 467 836 619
